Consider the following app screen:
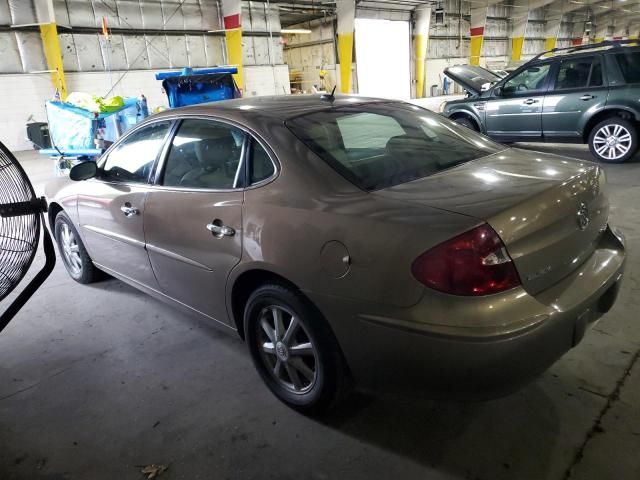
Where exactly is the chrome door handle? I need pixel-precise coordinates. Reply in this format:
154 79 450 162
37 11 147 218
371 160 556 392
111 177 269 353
523 98 539 105
206 220 235 238
580 94 595 101
120 203 139 217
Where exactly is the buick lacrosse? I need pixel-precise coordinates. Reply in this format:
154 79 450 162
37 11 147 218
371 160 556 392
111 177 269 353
46 95 625 412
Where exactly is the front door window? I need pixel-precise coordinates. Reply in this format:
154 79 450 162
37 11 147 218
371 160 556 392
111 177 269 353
501 63 551 96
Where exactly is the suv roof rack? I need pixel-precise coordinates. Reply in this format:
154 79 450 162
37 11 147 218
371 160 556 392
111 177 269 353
531 38 637 62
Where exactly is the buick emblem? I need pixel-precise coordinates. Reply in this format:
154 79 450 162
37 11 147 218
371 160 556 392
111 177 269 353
577 203 590 231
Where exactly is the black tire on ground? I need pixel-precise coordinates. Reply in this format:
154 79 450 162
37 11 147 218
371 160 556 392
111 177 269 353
453 116 478 131
588 117 638 163
244 283 349 414
54 211 103 284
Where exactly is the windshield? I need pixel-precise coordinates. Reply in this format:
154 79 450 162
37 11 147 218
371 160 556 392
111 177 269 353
286 103 506 191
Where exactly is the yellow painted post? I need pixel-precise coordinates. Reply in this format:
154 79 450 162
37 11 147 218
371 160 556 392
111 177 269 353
469 31 484 66
544 37 557 50
225 28 244 89
337 32 354 94
336 1 356 94
221 0 243 91
511 36 525 61
415 34 426 98
39 23 67 100
414 7 431 99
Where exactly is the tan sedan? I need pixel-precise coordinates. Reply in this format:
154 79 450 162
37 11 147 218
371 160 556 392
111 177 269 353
45 95 625 413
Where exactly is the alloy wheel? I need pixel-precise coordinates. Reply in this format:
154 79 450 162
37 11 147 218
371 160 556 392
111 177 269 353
60 223 82 276
256 305 318 394
593 124 632 161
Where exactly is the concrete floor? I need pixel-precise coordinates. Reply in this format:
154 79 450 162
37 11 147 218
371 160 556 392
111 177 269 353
1 145 639 480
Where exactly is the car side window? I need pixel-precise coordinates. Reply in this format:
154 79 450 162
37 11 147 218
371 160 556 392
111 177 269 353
555 57 599 90
162 119 246 189
501 63 551 96
615 52 640 83
249 140 275 184
102 121 171 183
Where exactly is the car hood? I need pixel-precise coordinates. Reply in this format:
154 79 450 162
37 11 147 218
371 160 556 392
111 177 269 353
373 148 596 221
443 64 502 96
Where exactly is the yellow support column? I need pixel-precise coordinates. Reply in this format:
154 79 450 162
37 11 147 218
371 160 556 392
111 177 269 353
511 37 525 61
544 37 556 50
337 32 354 94
225 28 244 90
336 0 355 93
221 0 244 91
469 2 487 66
415 35 427 98
414 7 431 99
39 23 67 100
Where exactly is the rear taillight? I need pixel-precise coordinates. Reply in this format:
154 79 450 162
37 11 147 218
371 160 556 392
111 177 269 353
411 224 521 296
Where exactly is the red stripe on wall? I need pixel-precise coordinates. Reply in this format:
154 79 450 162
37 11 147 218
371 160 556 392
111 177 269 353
613 36 623 40
470 26 484 37
224 14 241 30
572 37 583 46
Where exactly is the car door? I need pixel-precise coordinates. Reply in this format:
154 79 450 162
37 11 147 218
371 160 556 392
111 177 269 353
143 118 250 325
542 55 609 141
77 120 173 288
485 62 553 141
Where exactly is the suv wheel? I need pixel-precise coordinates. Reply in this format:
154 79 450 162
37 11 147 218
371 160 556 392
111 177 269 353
588 118 638 163
453 116 478 131
244 283 349 414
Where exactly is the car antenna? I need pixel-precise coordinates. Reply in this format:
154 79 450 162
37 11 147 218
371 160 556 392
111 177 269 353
320 85 337 103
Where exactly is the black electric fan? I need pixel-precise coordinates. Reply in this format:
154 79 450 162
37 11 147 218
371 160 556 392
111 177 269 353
0 141 56 333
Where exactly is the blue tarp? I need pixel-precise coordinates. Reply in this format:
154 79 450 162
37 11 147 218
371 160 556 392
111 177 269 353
45 97 142 153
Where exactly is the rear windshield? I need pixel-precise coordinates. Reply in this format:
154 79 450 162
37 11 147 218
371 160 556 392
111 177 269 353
615 52 640 83
286 103 505 191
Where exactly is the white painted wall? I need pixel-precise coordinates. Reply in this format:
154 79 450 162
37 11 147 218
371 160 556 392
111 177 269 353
0 65 290 152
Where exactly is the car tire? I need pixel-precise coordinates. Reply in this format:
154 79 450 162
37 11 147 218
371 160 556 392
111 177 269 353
54 211 102 284
244 283 349 414
453 116 478 131
588 117 638 163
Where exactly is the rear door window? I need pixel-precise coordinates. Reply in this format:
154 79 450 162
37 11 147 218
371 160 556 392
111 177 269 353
555 57 600 90
161 119 246 189
615 52 640 83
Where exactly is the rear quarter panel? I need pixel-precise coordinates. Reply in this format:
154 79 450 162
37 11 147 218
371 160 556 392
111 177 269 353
232 125 479 308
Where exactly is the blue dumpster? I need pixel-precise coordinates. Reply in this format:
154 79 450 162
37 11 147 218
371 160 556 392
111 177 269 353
156 67 240 108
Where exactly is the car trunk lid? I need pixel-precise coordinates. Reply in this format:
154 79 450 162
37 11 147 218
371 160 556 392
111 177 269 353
374 148 608 295
443 65 502 97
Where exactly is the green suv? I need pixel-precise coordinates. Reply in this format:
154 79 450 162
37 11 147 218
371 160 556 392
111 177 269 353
442 40 640 163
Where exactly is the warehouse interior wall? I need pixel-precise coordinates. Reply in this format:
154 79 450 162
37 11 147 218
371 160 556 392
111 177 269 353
0 0 609 151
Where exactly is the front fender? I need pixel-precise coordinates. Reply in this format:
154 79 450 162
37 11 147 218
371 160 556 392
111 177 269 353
444 103 486 133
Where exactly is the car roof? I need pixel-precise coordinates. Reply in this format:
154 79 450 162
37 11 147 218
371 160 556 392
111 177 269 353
534 42 640 63
152 95 394 123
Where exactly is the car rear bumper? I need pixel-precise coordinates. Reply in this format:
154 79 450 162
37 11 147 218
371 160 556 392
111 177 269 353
307 225 625 395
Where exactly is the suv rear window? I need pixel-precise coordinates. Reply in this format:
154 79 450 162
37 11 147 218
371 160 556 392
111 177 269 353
615 52 640 83
286 104 505 191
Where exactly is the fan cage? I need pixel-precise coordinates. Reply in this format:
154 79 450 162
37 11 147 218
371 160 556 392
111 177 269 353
0 143 40 302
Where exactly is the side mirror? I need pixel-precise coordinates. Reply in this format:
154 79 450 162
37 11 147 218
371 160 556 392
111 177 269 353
69 161 98 181
493 86 503 97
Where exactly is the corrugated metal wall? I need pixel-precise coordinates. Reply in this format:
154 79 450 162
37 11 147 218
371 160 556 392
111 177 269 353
0 0 283 74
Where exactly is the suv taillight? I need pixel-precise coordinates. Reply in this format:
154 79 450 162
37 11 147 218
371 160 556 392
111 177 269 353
411 224 521 296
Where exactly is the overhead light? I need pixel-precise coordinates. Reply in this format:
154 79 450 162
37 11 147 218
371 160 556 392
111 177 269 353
280 28 312 34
